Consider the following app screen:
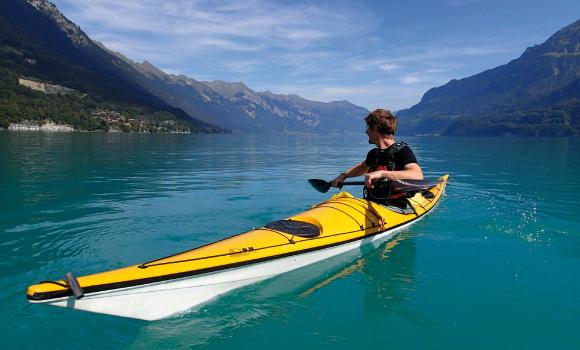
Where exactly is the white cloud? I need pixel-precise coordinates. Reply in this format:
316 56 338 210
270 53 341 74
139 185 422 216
267 82 428 111
56 0 376 52
350 44 515 71
221 60 260 74
195 38 262 52
319 87 375 96
378 63 400 72
445 0 494 6
399 75 422 85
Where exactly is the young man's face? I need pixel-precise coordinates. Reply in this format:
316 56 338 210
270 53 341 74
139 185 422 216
366 125 378 145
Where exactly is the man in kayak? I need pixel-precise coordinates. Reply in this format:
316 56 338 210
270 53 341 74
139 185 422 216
330 109 423 202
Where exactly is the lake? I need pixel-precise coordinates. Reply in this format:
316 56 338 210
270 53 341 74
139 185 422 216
1 132 579 349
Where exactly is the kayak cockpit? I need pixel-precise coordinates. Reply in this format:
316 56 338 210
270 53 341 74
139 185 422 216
265 219 321 238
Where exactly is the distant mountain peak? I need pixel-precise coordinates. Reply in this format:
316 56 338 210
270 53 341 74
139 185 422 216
26 0 92 47
204 80 254 99
109 53 169 81
137 60 166 78
329 100 351 104
522 19 580 58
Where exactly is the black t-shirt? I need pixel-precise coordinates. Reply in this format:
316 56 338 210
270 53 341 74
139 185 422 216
364 143 418 171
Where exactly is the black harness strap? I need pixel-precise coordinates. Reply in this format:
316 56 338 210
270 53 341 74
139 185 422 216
371 141 408 171
366 142 410 201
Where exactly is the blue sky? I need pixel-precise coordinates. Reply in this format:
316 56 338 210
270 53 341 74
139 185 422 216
51 0 579 110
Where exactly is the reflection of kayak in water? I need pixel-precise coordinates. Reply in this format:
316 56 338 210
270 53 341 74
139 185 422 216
27 175 448 321
299 229 410 299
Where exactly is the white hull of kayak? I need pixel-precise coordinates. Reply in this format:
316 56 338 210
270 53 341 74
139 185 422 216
31 219 420 321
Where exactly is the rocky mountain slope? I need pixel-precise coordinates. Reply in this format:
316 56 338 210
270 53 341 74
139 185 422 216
1 0 374 134
120 57 369 133
0 0 222 132
397 19 580 136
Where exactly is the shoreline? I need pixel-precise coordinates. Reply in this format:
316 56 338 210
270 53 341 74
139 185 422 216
7 122 74 132
4 121 193 134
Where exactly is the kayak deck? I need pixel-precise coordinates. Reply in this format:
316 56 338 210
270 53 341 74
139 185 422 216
27 175 448 317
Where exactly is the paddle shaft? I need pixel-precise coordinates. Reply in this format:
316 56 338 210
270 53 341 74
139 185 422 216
308 178 443 193
339 181 366 186
337 179 442 188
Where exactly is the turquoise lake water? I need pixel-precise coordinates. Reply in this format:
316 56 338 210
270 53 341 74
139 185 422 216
1 132 579 349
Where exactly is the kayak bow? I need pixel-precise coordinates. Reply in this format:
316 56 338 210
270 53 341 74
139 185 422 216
27 175 449 320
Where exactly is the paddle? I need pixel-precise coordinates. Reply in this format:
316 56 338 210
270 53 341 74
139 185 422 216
308 178 443 193
308 179 366 193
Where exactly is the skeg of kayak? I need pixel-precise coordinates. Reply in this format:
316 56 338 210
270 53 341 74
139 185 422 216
27 175 448 320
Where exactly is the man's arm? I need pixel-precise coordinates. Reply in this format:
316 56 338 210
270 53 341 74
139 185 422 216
331 162 369 188
364 163 423 188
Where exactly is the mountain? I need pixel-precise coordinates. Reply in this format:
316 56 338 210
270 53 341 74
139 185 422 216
1 0 368 134
0 0 222 132
203 80 368 133
397 19 580 136
112 56 252 131
118 56 369 133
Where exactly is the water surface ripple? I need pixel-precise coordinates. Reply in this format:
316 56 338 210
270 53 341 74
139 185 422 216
1 133 579 349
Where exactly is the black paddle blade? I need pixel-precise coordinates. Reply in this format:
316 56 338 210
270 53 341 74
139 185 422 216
308 179 331 193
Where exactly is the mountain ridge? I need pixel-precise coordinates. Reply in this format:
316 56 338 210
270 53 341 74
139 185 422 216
3 0 369 134
397 19 580 136
0 0 223 132
118 55 369 133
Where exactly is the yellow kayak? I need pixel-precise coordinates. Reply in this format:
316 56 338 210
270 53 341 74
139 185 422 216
27 175 448 320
